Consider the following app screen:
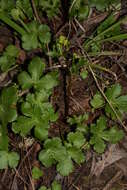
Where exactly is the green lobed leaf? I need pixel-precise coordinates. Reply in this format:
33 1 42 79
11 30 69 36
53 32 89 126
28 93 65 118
39 137 75 176
12 87 58 140
18 57 58 91
22 33 38 50
116 95 127 112
57 157 74 176
67 147 85 164
103 126 124 144
0 45 19 72
5 45 19 57
76 124 88 134
38 186 48 190
34 126 49 141
44 138 62 149
105 84 121 100
0 151 19 169
0 151 8 169
21 21 51 50
90 116 107 153
12 116 35 136
38 25 51 44
67 114 89 125
91 137 106 153
8 152 20 168
39 0 60 18
51 180 61 190
32 166 43 179
80 70 88 79
0 86 18 123
105 84 127 120
28 57 45 81
91 92 105 109
67 131 86 148
90 116 124 153
0 125 8 151
39 149 55 167
39 138 63 167
18 71 33 90
36 72 59 91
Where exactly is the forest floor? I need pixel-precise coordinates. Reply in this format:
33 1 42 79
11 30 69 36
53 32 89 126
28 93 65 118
0 4 127 190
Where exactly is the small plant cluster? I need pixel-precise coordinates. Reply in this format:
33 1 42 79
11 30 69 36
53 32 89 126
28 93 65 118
32 166 62 190
39 180 61 190
0 44 19 72
0 56 58 169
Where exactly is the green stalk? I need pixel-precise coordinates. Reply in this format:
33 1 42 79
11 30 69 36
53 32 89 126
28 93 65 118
84 61 116 77
1 123 8 151
90 64 116 77
88 51 122 56
19 18 30 33
0 12 26 36
99 33 127 42
84 16 127 49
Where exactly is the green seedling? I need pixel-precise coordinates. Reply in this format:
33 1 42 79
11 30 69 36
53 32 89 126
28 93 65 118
90 116 124 153
39 135 85 176
39 180 61 190
39 0 60 18
32 166 43 179
13 56 58 141
91 84 127 120
0 45 19 72
18 56 58 91
0 151 20 169
0 86 18 151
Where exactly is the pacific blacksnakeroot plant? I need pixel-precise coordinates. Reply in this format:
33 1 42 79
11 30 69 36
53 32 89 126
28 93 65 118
0 0 126 184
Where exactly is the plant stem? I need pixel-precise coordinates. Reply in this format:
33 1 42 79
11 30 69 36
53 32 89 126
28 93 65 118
84 61 117 78
0 12 26 35
84 16 127 49
1 123 8 151
31 0 41 24
19 18 30 33
90 63 117 79
88 51 122 56
99 33 127 42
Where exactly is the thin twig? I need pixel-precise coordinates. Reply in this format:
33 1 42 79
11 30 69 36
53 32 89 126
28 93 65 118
31 0 41 24
102 170 123 190
1 169 8 182
69 0 77 13
72 184 80 190
89 63 127 132
47 44 52 67
11 142 37 190
24 141 35 190
14 169 29 186
74 18 86 33
45 64 67 71
55 22 69 37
